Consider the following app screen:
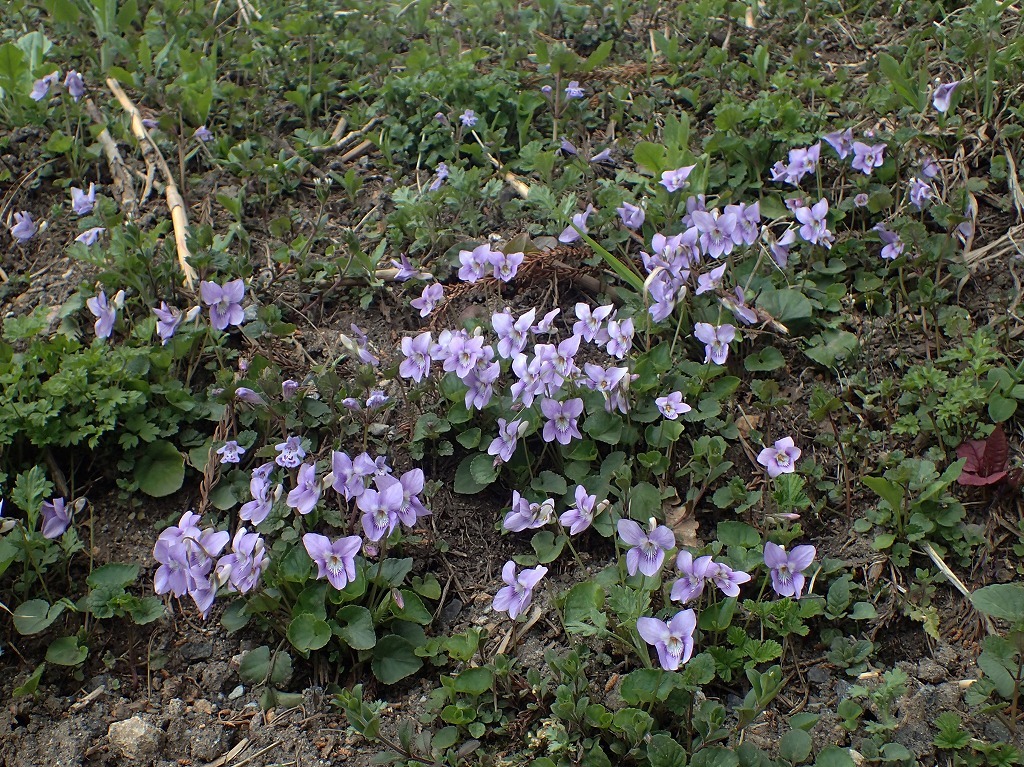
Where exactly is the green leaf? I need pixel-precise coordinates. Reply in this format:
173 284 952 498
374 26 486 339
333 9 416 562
647 733 688 767
584 410 623 444
127 597 165 625
13 663 45 698
745 347 785 372
13 599 65 635
971 583 1024 624
238 646 292 685
563 581 607 635
633 141 667 175
336 605 376 649
531 530 566 563
87 562 139 590
804 331 858 368
582 40 613 71
989 394 1017 423
453 667 493 695
815 747 855 767
620 669 682 705
757 288 813 323
46 636 88 666
454 453 496 494
690 747 739 767
779 729 813 764
456 427 481 449
0 43 27 93
371 634 423 684
392 590 433 624
862 476 904 513
134 440 185 497
287 614 332 651
294 583 328 620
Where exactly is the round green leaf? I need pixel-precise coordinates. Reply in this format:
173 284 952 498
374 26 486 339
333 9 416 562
134 440 185 497
287 614 332 651
336 605 376 649
13 599 65 635
971 583 1024 624
46 636 88 666
780 729 813 764
371 634 423 684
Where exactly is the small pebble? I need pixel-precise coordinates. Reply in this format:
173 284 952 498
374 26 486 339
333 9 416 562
228 685 245 700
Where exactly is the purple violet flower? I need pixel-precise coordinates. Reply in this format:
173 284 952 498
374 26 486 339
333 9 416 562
281 379 300 400
493 308 535 359
399 331 433 382
691 209 738 259
459 109 477 127
795 198 834 248
357 475 403 541
200 279 245 331
704 560 752 597
851 142 886 175
564 81 585 99
11 211 37 242
670 551 712 603
428 162 449 192
490 250 525 282
493 561 548 619
693 322 735 365
541 397 584 445
41 497 72 539
488 417 526 464
573 303 614 344
70 183 97 216
822 128 853 159
764 542 816 598
656 391 691 419
605 317 634 359
558 204 594 244
660 165 696 193
559 485 600 535
757 436 801 477
932 80 961 113
909 177 933 209
193 125 214 142
853 193 869 208
87 290 118 340
458 243 493 282
64 70 85 101
616 201 645 229
503 491 553 532
392 469 430 527
303 533 362 590
30 71 60 101
411 282 443 316
76 226 105 245
695 263 727 295
875 224 904 261
617 519 675 577
287 462 321 515
637 609 696 670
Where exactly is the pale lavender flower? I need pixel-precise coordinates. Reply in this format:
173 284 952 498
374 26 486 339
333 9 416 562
851 142 885 175
30 70 60 101
573 303 614 344
239 471 275 525
618 519 675 577
875 224 904 261
392 469 429 527
559 137 578 156
275 436 305 468
605 317 634 359
558 204 594 244
428 162 449 192
493 308 534 359
281 379 300 399
731 201 761 245
357 475 403 541
757 436 801 477
616 201 645 229
366 389 389 409
763 542 816 598
769 227 796 267
660 165 696 193
656 391 691 419
410 282 443 316
216 528 269 593
637 610 696 670
458 243 493 282
822 128 853 159
399 331 433 382
921 156 940 179
216 440 245 464
704 561 751 597
532 307 560 334
87 290 117 339
670 551 712 603
193 125 214 142
287 462 321 515
559 485 598 535
932 80 961 113
459 109 477 127
11 211 37 242
493 561 548 619
490 250 525 282
693 322 735 365
331 451 365 500
64 70 85 101
347 324 380 366
727 286 758 325
695 263 727 295
541 397 583 445
853 193 869 208
488 417 526 464
502 491 553 532
909 177 933 209
234 387 266 405
75 227 105 245
691 209 738 259
41 497 71 539
795 198 833 248
564 81 584 99
70 183 96 215
590 147 613 164
200 279 245 331
303 533 362 590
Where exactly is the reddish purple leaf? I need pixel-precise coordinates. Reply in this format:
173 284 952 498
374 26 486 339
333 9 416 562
956 425 1010 486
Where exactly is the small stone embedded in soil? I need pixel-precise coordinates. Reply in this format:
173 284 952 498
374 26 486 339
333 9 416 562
807 665 832 686
228 685 245 700
193 699 216 715
916 659 945 683
107 715 164 760
189 723 230 761
180 641 214 661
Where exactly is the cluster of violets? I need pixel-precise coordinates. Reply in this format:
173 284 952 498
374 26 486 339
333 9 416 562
83 278 244 342
154 439 430 616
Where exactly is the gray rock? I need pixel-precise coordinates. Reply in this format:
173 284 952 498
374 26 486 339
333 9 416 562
200 660 233 692
189 724 229 761
916 659 945 684
108 716 164 761
807 665 832 686
180 642 214 661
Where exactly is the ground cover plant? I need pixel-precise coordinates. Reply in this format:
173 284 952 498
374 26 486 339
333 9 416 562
2 0 1024 764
